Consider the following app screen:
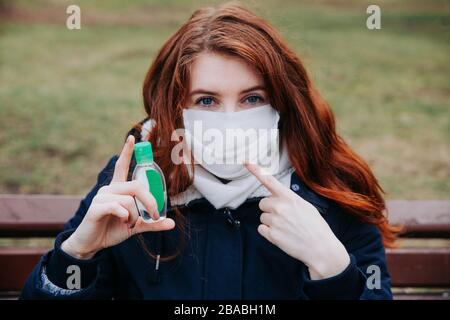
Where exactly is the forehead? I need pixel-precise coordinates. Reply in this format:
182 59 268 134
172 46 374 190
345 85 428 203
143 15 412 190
189 52 264 92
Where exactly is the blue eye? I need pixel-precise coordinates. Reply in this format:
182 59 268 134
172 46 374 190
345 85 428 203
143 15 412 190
245 95 263 105
196 97 215 107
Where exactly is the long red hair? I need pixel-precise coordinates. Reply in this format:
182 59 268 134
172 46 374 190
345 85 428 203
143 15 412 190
134 1 398 255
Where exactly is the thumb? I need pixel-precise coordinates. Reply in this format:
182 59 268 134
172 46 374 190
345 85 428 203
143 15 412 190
131 217 176 235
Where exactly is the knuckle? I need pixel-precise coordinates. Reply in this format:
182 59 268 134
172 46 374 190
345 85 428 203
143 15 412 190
92 194 102 203
279 203 288 213
124 181 137 195
124 195 135 208
294 196 309 210
258 224 266 235
86 203 99 215
109 201 121 212
259 198 266 206
131 180 143 191
273 203 282 213
269 229 279 242
259 198 268 210
262 175 271 186
97 185 109 194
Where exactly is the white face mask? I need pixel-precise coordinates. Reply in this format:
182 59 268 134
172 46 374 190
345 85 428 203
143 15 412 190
182 104 281 180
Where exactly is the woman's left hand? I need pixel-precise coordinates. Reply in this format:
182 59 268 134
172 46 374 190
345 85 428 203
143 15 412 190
245 163 350 280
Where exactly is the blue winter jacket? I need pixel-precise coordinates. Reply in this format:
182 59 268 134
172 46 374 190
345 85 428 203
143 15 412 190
20 151 392 300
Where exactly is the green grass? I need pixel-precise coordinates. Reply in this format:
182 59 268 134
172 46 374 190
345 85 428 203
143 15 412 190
0 0 449 198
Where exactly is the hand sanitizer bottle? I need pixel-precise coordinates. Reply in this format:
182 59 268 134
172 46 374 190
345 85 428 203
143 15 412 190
132 141 167 223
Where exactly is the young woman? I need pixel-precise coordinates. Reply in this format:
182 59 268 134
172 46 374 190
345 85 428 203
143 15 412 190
21 2 396 299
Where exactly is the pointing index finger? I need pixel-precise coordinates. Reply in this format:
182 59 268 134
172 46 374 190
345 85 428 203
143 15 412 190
112 135 135 183
245 162 289 197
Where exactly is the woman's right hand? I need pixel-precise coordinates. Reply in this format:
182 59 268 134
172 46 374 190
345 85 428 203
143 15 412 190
61 135 175 260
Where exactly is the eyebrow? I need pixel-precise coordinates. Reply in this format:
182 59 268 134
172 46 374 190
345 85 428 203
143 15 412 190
189 85 266 96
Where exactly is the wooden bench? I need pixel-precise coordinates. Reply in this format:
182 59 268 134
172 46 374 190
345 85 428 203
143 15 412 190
0 195 449 299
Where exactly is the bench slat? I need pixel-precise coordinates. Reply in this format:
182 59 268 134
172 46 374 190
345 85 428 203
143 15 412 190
386 248 450 287
0 248 47 292
0 195 449 296
1 196 449 236
0 195 80 236
387 200 450 236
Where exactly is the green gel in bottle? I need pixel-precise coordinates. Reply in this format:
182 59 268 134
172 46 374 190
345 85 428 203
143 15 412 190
132 142 167 222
